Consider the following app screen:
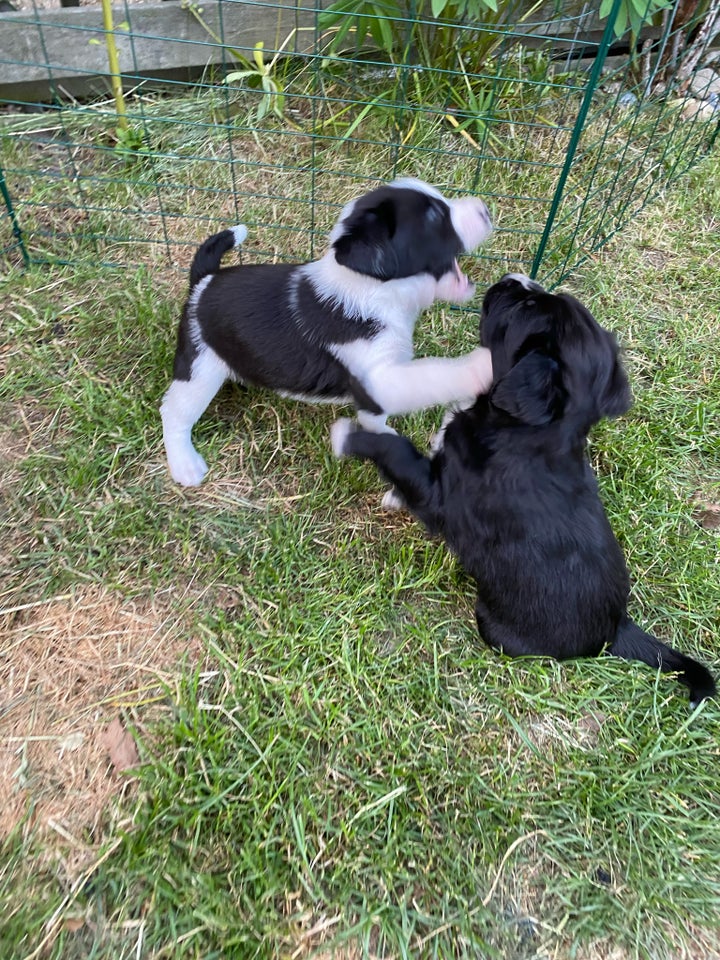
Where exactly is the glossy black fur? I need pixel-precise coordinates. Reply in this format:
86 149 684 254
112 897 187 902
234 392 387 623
174 262 383 413
337 275 716 703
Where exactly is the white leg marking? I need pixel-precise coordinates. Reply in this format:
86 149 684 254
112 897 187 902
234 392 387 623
230 224 248 246
381 487 406 511
330 418 355 458
435 262 476 304
430 407 457 454
160 348 229 486
356 410 396 434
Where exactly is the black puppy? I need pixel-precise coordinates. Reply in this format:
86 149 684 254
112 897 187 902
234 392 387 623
332 274 716 704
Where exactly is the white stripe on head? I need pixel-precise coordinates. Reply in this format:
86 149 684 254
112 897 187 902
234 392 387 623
329 179 445 247
328 195 360 246
388 177 444 200
503 273 544 291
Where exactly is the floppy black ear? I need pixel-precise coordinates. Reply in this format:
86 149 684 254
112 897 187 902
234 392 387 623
598 344 632 419
333 199 399 280
490 350 566 425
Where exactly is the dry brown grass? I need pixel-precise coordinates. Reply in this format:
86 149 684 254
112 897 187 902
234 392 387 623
0 588 202 875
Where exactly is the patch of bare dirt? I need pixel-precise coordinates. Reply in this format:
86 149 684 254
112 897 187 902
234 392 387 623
692 489 720 531
526 708 608 753
0 587 202 867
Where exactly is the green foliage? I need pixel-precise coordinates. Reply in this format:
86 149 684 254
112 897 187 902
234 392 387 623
316 0 556 141
319 0 502 61
319 0 676 62
182 0 294 124
113 124 150 162
2 137 720 958
224 42 287 123
599 0 675 41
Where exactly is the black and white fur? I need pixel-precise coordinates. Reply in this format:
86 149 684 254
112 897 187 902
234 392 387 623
332 274 716 704
161 178 494 486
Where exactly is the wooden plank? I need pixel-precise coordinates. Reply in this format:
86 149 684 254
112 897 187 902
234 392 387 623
0 0 322 100
0 1 688 104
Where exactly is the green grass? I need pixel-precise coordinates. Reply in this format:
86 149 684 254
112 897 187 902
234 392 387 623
1 142 720 959
3 53 719 287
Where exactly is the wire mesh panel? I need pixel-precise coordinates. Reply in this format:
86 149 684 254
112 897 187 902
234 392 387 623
533 1 720 285
1 0 719 284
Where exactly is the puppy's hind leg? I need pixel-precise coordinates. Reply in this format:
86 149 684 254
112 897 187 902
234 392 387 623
161 348 229 486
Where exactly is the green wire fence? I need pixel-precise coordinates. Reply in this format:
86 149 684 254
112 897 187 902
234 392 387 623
1 0 719 286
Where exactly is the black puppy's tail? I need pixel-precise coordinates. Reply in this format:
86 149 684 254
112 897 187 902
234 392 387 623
189 224 248 288
608 618 716 705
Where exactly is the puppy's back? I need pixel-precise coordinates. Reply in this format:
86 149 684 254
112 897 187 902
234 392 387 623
439 411 629 660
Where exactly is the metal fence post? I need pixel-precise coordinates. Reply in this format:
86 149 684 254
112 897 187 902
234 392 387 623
0 164 29 267
530 0 623 280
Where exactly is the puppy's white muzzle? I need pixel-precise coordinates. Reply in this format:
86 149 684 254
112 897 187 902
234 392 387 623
450 197 493 252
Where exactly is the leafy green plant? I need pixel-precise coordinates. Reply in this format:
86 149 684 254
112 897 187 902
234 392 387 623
113 124 150 162
445 54 504 150
224 42 287 122
599 0 674 41
181 0 295 124
315 0 552 145
319 0 504 66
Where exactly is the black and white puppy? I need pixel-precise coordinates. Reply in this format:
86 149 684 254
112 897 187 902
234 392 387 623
332 274 716 704
161 178 493 486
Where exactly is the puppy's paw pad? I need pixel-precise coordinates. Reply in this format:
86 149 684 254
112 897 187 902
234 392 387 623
381 487 406 512
330 418 354 458
168 452 208 487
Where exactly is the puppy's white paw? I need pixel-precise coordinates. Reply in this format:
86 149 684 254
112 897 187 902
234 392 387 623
330 418 355 458
168 449 208 487
468 346 493 394
435 261 475 304
381 487 406 511
430 404 468 453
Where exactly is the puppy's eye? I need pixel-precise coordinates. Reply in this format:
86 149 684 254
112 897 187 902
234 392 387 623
425 202 444 223
525 298 536 308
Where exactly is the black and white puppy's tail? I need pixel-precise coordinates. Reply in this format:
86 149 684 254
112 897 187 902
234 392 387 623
609 618 716 706
189 224 248 288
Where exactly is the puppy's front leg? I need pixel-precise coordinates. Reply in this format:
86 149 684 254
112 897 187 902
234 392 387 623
331 419 443 532
366 348 492 417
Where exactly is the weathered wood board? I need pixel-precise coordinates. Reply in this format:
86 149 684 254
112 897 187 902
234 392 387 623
0 0 324 101
0 1 669 104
